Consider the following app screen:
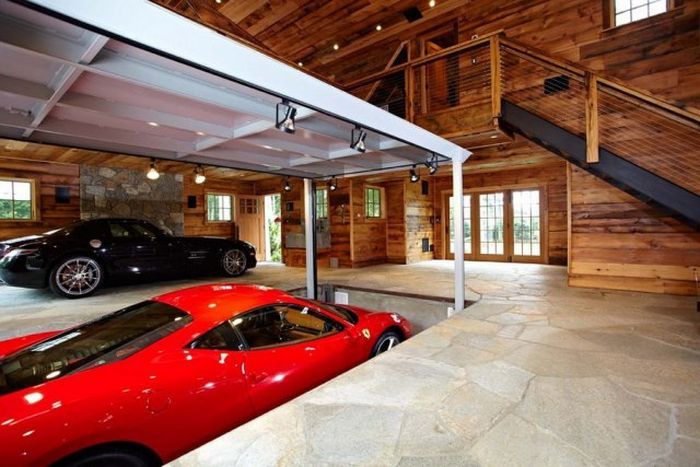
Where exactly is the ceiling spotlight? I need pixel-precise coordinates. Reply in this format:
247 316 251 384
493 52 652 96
350 125 367 153
276 99 297 134
409 165 420 183
283 177 293 192
333 43 339 51
146 159 160 180
195 131 206 136
328 176 338 191
376 24 382 31
424 152 439 175
194 165 206 184
298 61 303 67
147 121 159 127
429 0 436 7
215 0 222 3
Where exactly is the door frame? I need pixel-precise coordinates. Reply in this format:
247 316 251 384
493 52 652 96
442 185 548 263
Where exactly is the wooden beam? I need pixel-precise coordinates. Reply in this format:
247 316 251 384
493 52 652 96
585 72 599 164
490 35 502 119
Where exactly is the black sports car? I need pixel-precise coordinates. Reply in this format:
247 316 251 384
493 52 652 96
0 218 256 298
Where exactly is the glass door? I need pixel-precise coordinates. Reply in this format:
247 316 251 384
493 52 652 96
476 191 508 261
446 194 473 259
512 189 543 262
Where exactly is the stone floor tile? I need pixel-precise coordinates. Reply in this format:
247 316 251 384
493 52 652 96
676 405 700 439
515 376 671 465
462 360 534 402
469 414 597 466
439 382 512 441
395 411 466 456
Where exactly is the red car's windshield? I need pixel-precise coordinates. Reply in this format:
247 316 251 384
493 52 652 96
0 301 191 395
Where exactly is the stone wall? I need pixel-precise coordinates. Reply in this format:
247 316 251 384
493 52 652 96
80 165 185 235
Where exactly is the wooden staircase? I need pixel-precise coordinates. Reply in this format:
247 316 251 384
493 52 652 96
344 33 700 227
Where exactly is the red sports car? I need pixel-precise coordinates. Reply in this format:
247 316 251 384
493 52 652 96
0 284 412 467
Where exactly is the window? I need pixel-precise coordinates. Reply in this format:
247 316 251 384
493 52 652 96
0 178 34 220
364 187 382 218
512 190 541 257
0 301 191 395
207 194 232 222
232 304 342 349
479 192 505 255
449 195 472 255
315 188 328 219
191 322 245 351
612 0 668 26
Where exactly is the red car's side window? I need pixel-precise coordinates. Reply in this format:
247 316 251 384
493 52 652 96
231 304 343 350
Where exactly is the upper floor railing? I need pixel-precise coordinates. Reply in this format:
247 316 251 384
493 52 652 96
345 33 700 195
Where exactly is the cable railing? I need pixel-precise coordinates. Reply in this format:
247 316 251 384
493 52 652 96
344 32 700 196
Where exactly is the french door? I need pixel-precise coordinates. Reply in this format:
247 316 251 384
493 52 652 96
446 188 544 263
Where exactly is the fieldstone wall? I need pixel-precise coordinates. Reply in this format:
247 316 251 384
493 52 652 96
80 165 185 235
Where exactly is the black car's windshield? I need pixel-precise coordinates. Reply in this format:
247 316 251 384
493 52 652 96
0 301 191 395
310 300 358 324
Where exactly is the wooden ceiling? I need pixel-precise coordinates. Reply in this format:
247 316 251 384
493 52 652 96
151 0 465 72
0 139 279 182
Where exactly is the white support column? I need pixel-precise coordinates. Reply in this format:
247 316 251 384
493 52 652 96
303 178 317 299
452 156 466 314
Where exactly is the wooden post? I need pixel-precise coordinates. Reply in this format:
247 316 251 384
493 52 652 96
585 72 599 164
405 66 415 123
490 35 502 119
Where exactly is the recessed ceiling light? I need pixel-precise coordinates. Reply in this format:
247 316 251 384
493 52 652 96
376 24 382 31
215 0 222 4
196 131 206 136
147 121 159 127
297 61 303 67
429 0 436 7
490 134 498 139
333 43 339 51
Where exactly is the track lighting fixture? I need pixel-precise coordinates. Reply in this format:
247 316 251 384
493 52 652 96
424 152 439 175
409 165 420 183
350 125 367 153
328 176 338 191
283 177 293 192
193 165 206 184
146 159 160 180
276 99 297 134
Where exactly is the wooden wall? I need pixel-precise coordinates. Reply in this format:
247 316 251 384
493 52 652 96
433 161 568 265
0 158 80 241
385 179 406 264
324 0 699 112
568 165 699 295
183 177 256 237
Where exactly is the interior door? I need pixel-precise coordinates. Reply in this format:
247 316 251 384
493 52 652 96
237 195 264 257
476 191 509 261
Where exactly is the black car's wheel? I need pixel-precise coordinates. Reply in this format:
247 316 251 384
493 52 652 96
54 445 158 467
220 248 247 277
371 331 402 357
49 256 104 299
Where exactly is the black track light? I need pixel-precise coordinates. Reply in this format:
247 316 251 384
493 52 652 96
328 176 338 191
424 152 439 175
350 125 367 153
283 177 293 192
409 165 420 183
276 99 297 134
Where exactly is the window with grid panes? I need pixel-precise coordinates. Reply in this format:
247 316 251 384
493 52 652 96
0 178 35 220
364 187 382 218
206 194 232 222
613 0 668 26
315 188 328 219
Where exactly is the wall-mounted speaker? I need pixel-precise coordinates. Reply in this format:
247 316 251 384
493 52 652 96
187 195 197 208
421 180 429 196
55 186 70 204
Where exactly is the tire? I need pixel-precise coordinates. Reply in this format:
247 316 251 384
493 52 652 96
370 330 402 357
53 446 157 467
220 248 247 277
49 255 104 299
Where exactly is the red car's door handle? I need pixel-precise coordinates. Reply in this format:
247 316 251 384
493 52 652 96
248 372 267 384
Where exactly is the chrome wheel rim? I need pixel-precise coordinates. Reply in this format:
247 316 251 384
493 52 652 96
223 249 246 275
377 335 400 354
56 258 101 296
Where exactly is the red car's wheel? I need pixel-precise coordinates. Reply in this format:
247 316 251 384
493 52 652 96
371 331 402 357
54 445 159 467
